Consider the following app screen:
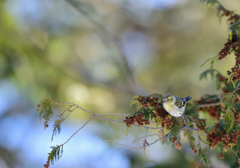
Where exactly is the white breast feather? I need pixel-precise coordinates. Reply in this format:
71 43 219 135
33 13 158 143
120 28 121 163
163 104 185 117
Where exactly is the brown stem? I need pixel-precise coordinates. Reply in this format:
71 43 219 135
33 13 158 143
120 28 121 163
197 102 220 108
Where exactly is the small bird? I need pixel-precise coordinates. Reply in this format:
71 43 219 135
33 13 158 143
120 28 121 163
162 94 192 117
228 21 240 43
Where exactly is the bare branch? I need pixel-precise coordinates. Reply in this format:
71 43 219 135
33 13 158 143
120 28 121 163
64 106 79 120
197 102 220 108
98 113 130 116
132 134 159 144
229 147 239 159
196 157 203 168
61 115 94 146
56 105 73 119
107 139 159 150
54 101 162 130
233 83 240 94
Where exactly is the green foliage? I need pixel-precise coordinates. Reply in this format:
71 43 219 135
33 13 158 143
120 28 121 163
184 130 195 148
228 72 237 87
125 126 132 136
48 145 63 164
222 93 236 108
130 95 142 111
216 5 223 19
169 119 181 138
155 116 161 128
232 133 240 156
199 0 218 6
198 134 209 145
197 144 212 166
38 95 55 129
199 69 218 80
200 55 218 69
51 119 65 141
141 107 154 121
224 107 235 133
234 101 240 111
204 124 216 134
184 103 198 116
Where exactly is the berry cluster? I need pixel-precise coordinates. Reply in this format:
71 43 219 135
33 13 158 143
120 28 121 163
218 40 232 60
37 104 40 112
219 7 239 25
44 161 50 168
198 98 221 120
225 41 240 81
206 124 239 148
227 66 240 81
171 137 177 143
216 73 232 93
123 113 150 126
233 109 240 124
137 96 161 108
153 107 174 130
191 146 198 154
125 96 175 129
219 152 224 159
192 117 206 131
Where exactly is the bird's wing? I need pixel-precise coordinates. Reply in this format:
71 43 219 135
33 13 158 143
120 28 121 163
174 96 185 108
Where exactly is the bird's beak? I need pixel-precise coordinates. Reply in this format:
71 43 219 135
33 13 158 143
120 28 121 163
163 99 166 103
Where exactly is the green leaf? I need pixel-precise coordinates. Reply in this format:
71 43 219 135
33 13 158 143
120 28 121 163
39 95 55 129
224 107 235 133
126 126 132 136
199 69 219 80
198 144 212 166
204 124 216 134
51 119 65 141
48 145 63 165
129 95 142 111
199 0 218 6
200 55 218 69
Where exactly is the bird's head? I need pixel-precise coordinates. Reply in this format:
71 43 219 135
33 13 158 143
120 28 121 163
163 94 175 104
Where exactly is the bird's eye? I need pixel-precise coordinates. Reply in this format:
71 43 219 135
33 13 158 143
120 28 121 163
167 99 169 101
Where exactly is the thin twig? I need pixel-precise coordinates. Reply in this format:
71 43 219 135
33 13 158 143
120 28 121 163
64 106 79 120
229 147 239 159
145 128 148 139
181 126 199 131
196 150 209 168
98 113 130 116
54 101 162 129
61 115 94 146
56 105 74 119
233 83 240 94
132 134 159 144
197 102 220 108
196 157 203 168
208 147 210 167
107 139 159 150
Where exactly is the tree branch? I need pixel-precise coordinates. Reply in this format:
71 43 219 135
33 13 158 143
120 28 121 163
107 139 159 150
61 115 94 146
54 101 162 130
197 102 220 108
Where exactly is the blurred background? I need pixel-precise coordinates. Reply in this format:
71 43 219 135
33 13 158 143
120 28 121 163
1 0 240 167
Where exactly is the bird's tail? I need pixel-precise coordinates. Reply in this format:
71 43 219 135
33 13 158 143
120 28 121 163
183 96 192 104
